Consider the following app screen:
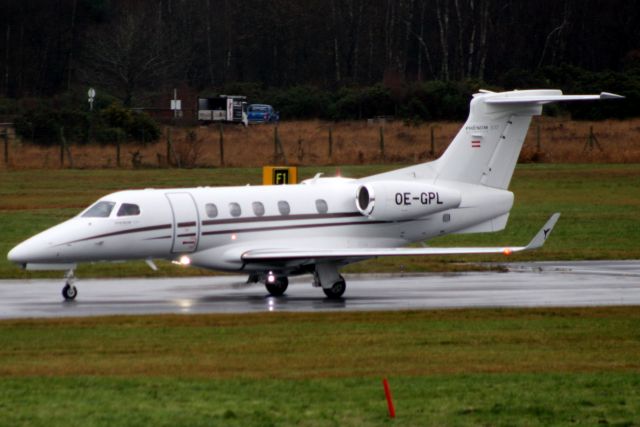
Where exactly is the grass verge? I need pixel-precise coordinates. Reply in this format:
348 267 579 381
1 373 639 426
1 307 639 426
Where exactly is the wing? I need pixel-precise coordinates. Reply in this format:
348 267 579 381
242 213 560 262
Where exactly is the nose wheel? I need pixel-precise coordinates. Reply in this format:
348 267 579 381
62 283 78 300
62 270 77 301
265 276 288 297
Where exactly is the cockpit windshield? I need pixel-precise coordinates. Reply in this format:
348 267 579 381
81 201 116 218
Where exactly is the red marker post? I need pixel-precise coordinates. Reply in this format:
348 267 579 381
382 378 396 418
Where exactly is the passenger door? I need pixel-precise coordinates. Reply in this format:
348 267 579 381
165 192 199 253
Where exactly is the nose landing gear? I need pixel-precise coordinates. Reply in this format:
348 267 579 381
265 275 288 297
62 270 77 301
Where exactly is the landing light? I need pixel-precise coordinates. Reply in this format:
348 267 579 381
231 233 237 241
172 255 191 266
176 299 193 309
267 271 275 283
503 248 513 256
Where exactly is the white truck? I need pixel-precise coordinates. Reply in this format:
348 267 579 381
197 95 248 126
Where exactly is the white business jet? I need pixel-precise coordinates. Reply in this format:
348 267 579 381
8 89 621 300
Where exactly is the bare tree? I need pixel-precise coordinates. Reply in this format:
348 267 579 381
435 0 450 80
80 9 185 105
537 4 570 69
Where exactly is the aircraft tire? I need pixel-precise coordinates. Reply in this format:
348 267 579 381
323 276 346 299
265 276 288 297
62 284 77 301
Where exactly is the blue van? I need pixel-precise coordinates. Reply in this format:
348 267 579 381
247 104 279 124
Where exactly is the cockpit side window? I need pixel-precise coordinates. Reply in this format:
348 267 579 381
81 201 116 218
117 203 141 217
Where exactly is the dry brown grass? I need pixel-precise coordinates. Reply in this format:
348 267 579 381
2 117 640 169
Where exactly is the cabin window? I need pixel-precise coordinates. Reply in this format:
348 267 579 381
205 203 218 218
443 213 451 223
277 200 290 216
252 201 265 217
82 201 116 218
229 202 242 217
315 199 328 214
117 203 140 217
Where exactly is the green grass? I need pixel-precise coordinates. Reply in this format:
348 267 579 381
1 308 639 426
1 164 639 278
1 374 639 426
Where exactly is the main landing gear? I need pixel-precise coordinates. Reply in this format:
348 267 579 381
321 275 346 299
251 263 347 299
314 263 347 299
62 269 77 301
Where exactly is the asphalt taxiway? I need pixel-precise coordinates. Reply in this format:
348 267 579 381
0 260 639 319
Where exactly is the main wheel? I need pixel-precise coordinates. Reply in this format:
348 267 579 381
62 283 77 301
323 276 346 299
265 276 288 297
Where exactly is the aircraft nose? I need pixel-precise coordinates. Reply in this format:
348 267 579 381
7 242 29 265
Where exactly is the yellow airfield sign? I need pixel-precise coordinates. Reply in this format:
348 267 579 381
263 166 297 185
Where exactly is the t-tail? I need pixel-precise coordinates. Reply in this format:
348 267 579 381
368 89 623 189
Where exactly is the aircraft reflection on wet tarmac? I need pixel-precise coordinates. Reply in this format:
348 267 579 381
0 260 639 319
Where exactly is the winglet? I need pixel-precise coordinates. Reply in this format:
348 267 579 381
524 213 561 250
600 92 625 100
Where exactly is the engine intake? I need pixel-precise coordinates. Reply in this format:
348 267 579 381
355 181 461 221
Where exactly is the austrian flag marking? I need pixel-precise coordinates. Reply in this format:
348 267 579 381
471 139 481 148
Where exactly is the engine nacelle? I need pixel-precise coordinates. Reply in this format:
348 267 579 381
355 181 461 221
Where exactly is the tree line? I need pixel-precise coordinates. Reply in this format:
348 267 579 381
1 0 639 127
2 1 639 97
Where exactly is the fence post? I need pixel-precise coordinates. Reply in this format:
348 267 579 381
379 126 385 160
274 125 278 160
536 123 541 152
328 127 333 159
58 126 74 168
166 127 172 167
430 126 435 156
273 125 287 164
116 134 121 167
219 123 225 166
59 127 65 167
2 129 8 165
297 138 304 162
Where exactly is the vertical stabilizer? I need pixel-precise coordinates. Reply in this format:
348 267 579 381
363 89 621 188
433 91 541 189
434 89 622 189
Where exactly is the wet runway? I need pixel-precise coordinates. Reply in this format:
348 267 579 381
0 260 639 319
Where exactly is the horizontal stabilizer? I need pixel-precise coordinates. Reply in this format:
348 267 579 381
242 213 560 261
485 92 624 104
